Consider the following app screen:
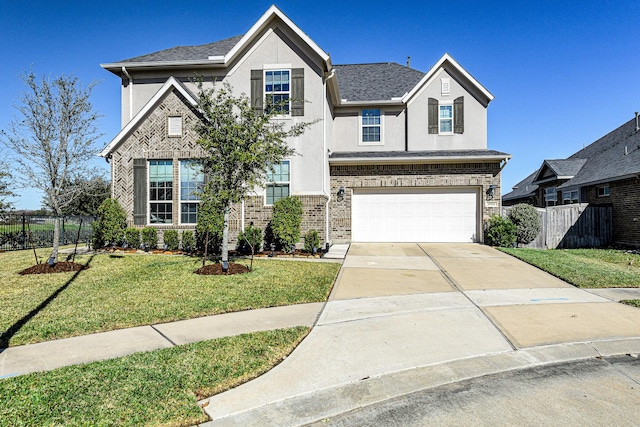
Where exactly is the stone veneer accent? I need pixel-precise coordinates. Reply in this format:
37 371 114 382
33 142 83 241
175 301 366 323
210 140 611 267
584 178 640 247
329 162 502 243
111 88 204 231
109 89 327 248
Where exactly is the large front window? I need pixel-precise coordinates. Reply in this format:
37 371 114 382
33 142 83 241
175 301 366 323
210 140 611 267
180 160 204 224
361 109 381 143
266 160 290 205
265 70 290 114
149 160 173 223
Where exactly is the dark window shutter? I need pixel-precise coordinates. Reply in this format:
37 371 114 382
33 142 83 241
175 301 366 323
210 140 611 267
454 96 464 134
133 159 147 225
250 70 263 113
428 98 438 134
291 68 304 116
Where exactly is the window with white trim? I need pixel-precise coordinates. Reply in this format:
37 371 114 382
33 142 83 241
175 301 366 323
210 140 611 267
266 160 290 205
361 109 381 144
168 116 182 137
545 187 557 206
597 185 610 197
563 190 579 204
149 160 173 223
439 103 453 133
265 70 290 114
180 160 204 224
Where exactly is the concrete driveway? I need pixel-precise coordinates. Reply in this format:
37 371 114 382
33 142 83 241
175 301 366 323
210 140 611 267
201 243 640 426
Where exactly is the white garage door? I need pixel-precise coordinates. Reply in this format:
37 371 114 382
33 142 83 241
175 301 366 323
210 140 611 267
351 187 479 242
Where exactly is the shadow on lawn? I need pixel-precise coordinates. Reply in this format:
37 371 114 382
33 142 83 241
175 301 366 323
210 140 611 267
0 255 95 351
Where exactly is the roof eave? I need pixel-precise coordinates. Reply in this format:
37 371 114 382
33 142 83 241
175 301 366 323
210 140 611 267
329 154 511 165
338 99 406 107
558 173 640 189
101 59 226 74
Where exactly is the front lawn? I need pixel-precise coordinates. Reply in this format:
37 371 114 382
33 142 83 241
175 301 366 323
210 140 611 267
499 248 640 288
0 249 340 346
0 327 308 427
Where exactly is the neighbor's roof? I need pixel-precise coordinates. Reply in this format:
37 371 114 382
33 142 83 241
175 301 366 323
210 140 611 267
558 117 640 188
502 170 539 202
532 158 587 184
334 63 425 102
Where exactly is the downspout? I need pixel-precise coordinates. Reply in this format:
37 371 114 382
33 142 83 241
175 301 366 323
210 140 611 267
404 103 408 151
121 66 133 122
499 157 510 173
323 68 336 246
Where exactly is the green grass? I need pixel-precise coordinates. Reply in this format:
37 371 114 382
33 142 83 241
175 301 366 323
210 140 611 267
0 327 308 427
623 300 640 308
0 249 340 346
499 248 640 288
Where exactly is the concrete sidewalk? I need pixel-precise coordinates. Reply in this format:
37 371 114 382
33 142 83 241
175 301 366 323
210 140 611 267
199 243 640 426
0 303 323 378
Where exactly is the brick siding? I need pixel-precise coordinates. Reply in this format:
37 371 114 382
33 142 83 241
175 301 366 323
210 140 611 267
329 162 502 242
584 178 640 247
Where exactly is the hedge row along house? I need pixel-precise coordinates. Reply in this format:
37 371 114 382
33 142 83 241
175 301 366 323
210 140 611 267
99 5 510 246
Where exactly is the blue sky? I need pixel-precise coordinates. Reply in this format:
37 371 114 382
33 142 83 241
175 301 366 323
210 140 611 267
1 0 639 210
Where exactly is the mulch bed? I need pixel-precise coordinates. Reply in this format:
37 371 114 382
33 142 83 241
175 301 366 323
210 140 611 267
19 262 89 275
194 262 250 275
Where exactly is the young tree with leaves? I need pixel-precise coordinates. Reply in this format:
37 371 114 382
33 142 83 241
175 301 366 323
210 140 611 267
0 162 15 213
1 72 102 264
194 81 314 270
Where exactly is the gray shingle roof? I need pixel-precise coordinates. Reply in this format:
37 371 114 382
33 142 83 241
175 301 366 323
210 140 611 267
118 35 244 63
333 63 425 102
558 117 640 189
329 149 509 159
502 170 539 201
532 158 587 183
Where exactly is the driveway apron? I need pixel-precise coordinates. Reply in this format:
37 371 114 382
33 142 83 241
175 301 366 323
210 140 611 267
202 243 640 426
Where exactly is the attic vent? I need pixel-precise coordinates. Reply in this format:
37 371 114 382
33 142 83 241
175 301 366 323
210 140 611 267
441 78 450 96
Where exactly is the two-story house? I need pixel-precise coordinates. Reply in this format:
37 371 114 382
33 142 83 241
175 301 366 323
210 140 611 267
99 5 510 246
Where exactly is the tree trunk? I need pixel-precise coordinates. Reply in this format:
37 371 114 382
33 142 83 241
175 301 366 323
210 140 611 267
49 216 60 265
222 206 230 272
203 230 209 267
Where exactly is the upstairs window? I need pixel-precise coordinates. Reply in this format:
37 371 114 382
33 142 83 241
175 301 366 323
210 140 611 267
265 70 290 114
597 185 610 197
266 160 290 205
180 160 204 224
439 104 453 134
428 97 464 134
149 160 173 224
545 187 557 206
361 109 381 144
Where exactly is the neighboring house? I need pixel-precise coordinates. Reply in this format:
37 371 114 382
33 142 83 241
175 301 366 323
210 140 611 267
99 5 510 245
503 114 640 246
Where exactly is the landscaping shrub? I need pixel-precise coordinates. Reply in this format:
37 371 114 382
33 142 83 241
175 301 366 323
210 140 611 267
484 215 516 247
304 229 320 254
92 198 126 248
237 225 262 254
141 227 158 250
270 197 303 253
181 230 196 253
163 229 179 251
124 228 140 249
195 200 223 254
508 203 542 245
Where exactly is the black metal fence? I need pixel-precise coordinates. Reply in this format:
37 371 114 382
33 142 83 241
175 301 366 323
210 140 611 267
0 214 96 251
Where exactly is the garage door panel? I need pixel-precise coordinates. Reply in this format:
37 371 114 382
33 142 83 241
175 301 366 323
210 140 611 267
352 188 478 243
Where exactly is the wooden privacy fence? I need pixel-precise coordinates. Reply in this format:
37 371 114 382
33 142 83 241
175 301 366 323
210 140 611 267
503 204 612 249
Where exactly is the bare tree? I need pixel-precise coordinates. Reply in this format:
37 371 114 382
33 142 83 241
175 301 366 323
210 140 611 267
1 71 102 264
0 160 14 213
